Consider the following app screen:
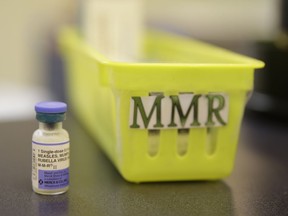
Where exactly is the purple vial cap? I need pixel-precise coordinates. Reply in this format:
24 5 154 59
35 101 67 114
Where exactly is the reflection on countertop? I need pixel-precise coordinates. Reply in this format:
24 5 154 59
0 112 288 215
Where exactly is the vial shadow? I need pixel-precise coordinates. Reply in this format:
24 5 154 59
31 193 69 216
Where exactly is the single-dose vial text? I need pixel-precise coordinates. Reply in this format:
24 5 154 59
32 101 70 195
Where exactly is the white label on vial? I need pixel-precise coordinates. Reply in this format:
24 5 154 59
32 141 69 190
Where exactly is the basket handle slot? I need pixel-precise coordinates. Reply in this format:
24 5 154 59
206 127 218 156
147 92 164 157
175 92 194 156
148 129 161 157
177 129 189 156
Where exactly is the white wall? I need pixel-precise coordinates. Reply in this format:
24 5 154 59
0 0 75 88
0 0 280 88
146 0 281 41
0 0 75 121
0 0 280 121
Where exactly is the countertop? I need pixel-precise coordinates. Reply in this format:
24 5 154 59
0 112 288 216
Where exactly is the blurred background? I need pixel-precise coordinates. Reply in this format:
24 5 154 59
0 0 284 122
0 0 75 121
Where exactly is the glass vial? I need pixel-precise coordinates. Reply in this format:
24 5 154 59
32 101 70 195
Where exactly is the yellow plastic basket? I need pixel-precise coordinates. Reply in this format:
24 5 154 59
60 28 264 182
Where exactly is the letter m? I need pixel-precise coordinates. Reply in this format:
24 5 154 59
130 95 164 129
168 94 202 128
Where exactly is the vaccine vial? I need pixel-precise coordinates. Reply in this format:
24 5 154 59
32 101 69 195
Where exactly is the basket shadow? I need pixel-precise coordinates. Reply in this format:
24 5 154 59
68 115 235 216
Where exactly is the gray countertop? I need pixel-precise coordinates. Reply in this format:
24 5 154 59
1 113 288 216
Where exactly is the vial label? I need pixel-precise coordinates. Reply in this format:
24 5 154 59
32 141 69 190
